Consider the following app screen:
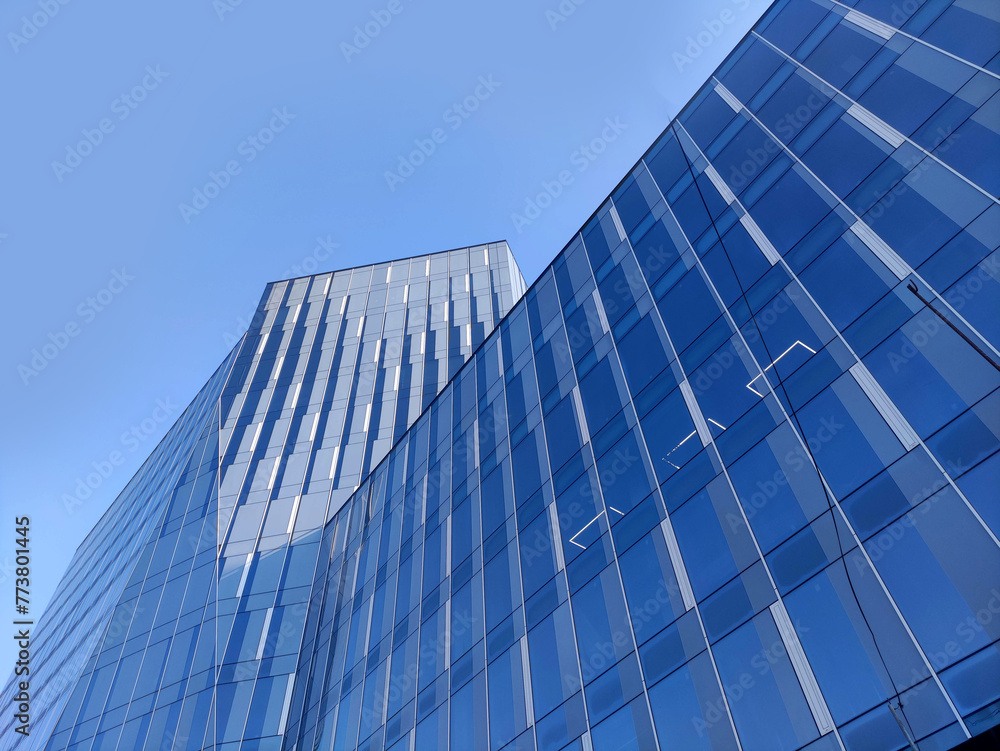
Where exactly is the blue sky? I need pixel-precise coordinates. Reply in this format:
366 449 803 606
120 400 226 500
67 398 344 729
0 0 771 671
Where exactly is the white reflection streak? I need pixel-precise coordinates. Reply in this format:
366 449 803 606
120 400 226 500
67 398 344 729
568 506 626 549
746 340 816 397
661 419 726 469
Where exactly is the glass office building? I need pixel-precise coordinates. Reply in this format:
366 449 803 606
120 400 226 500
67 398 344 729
1 244 526 751
4 0 999 748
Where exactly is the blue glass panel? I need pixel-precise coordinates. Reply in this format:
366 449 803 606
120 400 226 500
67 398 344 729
802 116 893 199
803 22 883 88
923 3 1000 67
866 487 1000 670
487 644 528 751
647 651 738 750
759 0 829 54
618 531 687 643
796 374 905 498
720 38 785 103
712 612 819 750
749 168 832 257
798 236 893 330
589 697 657 751
784 566 892 723
727 424 829 552
672 476 759 600
615 317 669 393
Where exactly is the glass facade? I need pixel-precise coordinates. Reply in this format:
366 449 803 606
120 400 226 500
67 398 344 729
1 244 525 751
4 1 999 749
0 345 241 749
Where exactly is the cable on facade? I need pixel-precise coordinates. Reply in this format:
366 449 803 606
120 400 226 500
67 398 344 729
669 121 922 746
906 281 1000 372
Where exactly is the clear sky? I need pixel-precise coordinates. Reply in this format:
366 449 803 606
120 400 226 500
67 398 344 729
0 0 771 673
